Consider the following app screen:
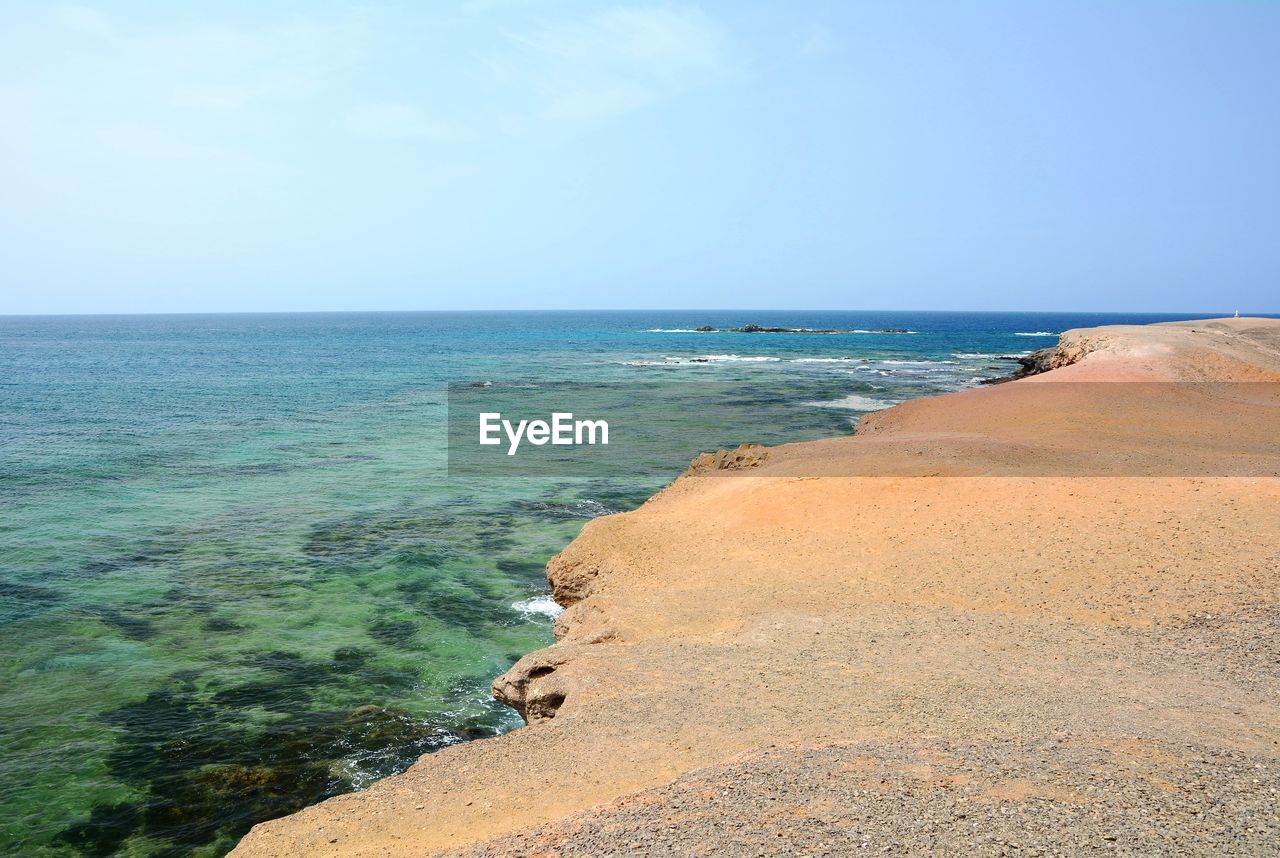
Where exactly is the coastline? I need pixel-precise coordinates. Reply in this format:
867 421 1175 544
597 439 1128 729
234 317 1280 855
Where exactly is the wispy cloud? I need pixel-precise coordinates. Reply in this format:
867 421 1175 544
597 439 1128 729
22 7 377 176
96 122 260 172
799 26 834 60
492 5 737 121
11 2 746 194
142 14 372 112
53 3 113 37
347 101 470 143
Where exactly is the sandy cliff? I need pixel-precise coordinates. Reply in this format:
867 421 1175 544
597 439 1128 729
234 318 1280 856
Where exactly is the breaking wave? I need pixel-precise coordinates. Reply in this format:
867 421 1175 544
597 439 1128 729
808 393 898 411
512 595 564 619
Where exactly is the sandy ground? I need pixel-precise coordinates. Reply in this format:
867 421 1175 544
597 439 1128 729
233 318 1280 856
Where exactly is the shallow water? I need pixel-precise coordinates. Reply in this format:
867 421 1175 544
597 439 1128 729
0 310 1231 855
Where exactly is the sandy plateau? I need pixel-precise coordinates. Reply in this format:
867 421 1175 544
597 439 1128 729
234 318 1280 856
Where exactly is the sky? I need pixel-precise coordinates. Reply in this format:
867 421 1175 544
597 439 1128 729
1 1 1277 314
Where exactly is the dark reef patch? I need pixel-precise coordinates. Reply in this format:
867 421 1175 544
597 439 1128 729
300 512 455 568
367 617 420 647
57 669 478 856
332 645 373 665
396 575 505 634
93 608 159 641
473 533 517 552
211 679 309 714
496 558 546 577
203 616 245 633
0 579 66 602
389 547 449 568
79 536 188 578
0 579 66 621
54 801 143 857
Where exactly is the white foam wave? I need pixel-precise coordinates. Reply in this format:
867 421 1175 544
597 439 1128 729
951 351 1031 361
644 328 706 333
701 354 782 363
335 729 463 789
808 393 897 411
877 359 956 365
772 328 916 334
619 354 782 366
512 595 564 619
1014 331 1058 337
791 357 861 363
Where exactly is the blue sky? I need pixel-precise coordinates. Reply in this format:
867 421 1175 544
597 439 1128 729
2 1 1277 314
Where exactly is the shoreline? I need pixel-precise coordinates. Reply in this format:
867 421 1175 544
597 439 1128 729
234 317 1280 855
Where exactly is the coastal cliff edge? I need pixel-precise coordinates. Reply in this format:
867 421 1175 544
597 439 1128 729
234 318 1280 856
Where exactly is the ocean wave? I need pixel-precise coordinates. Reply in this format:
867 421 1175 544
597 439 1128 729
622 354 964 370
808 393 898 411
854 364 957 376
333 727 463 790
764 328 918 334
702 354 782 362
877 359 956 365
512 595 564 619
620 354 784 366
643 328 706 333
1013 331 1058 336
515 499 621 520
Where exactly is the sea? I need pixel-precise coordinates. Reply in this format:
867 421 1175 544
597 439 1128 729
0 310 1243 855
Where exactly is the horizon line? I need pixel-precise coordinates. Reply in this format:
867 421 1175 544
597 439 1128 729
1 308 1274 319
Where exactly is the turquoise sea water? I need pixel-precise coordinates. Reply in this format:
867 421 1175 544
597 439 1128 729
0 310 1245 855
